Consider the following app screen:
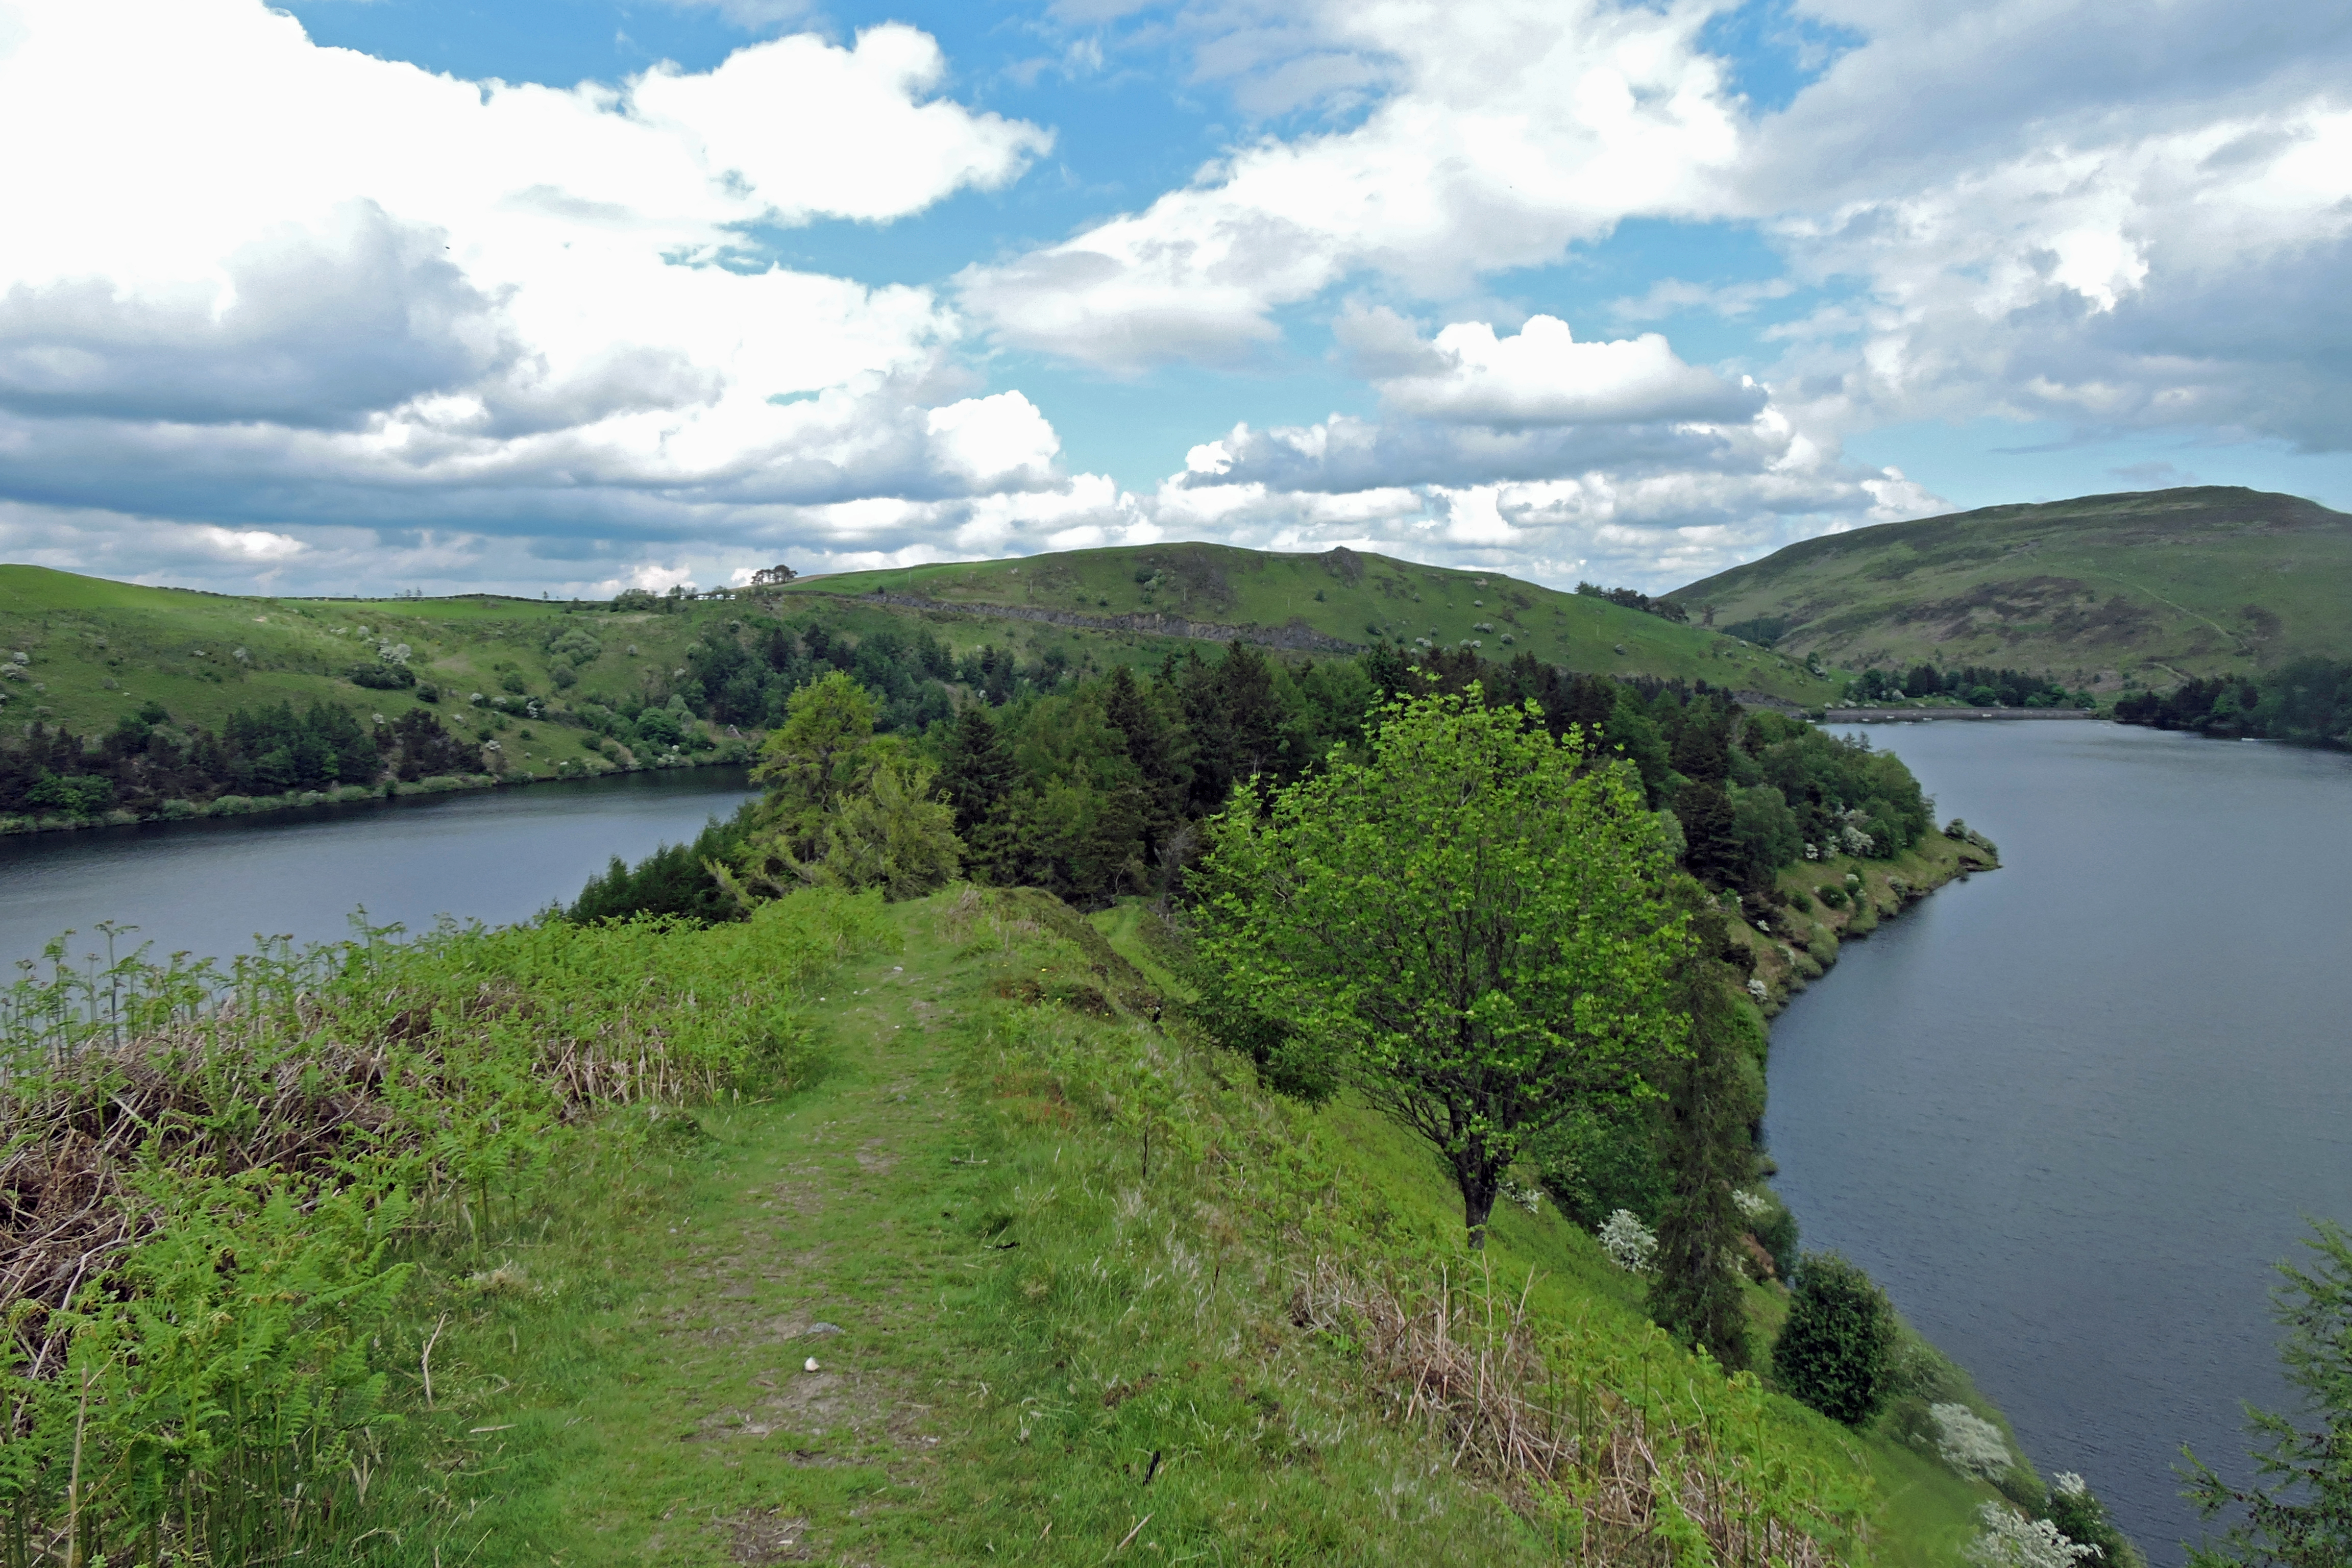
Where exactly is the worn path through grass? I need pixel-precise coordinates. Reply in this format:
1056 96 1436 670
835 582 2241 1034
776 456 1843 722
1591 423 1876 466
452 914 1004 1563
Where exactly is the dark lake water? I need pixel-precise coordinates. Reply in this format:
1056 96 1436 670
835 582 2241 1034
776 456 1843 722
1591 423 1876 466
0 768 755 972
1766 722 2352 1563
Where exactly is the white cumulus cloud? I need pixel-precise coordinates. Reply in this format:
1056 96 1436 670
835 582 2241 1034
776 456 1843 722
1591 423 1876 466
0 0 1073 592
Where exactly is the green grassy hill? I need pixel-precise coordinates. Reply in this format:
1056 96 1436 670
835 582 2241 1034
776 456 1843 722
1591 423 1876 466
0 566 717 749
0 548 1839 751
785 543 1840 703
1667 487 2352 689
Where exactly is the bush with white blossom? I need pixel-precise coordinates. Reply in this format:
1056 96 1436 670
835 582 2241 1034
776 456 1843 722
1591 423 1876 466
1733 1188 1773 1221
1965 1504 2097 1568
1598 1208 1657 1273
1931 1402 2013 1478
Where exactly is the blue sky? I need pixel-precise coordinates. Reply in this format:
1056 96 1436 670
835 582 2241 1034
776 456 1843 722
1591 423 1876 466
2 0 2347 595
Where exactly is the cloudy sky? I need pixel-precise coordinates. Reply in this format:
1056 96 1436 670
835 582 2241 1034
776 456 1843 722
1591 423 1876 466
2 0 2347 597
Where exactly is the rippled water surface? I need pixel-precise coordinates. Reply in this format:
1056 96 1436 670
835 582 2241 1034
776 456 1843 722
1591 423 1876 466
0 768 754 970
1766 722 2352 1562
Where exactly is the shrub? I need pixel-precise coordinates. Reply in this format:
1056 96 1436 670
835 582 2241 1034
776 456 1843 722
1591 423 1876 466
1966 1504 2097 1568
1932 1402 2013 1478
2044 1474 2144 1568
1598 1209 1658 1273
347 662 414 690
1815 884 1848 909
1748 1196 1800 1278
1771 1252 1896 1425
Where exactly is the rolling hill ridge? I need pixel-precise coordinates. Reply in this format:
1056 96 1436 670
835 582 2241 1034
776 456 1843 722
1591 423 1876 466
1667 486 2351 688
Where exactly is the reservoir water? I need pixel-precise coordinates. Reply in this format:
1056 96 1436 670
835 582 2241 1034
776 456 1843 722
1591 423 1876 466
1766 722 2352 1563
0 768 755 972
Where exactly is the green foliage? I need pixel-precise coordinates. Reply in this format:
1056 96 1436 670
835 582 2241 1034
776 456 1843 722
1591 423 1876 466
724 673 961 903
1647 884 1765 1370
2182 1217 2352 1568
1196 690 1687 1245
0 891 894 1564
2047 1478 2146 1568
2119 657 2352 749
569 800 760 924
1773 1253 1898 1427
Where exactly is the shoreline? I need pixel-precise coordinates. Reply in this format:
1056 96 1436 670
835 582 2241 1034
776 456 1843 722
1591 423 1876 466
1818 706 2100 722
1736 824 1999 1016
0 755 750 839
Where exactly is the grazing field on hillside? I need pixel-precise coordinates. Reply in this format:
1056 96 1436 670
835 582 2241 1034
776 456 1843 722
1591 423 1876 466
1668 487 2352 689
788 542 1841 703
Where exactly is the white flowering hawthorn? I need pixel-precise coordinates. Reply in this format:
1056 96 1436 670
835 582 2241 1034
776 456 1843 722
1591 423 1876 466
1932 1403 2014 1479
1599 1208 1658 1273
1965 1504 2098 1568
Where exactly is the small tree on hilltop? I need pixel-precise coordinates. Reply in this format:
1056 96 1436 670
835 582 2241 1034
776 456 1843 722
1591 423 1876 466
1773 1252 1897 1425
2180 1218 2352 1568
1195 690 1687 1247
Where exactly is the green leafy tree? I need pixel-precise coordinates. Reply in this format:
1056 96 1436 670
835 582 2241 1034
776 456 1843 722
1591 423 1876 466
1648 879 1763 1369
2182 1218 2352 1568
1772 1252 1898 1425
752 670 880 850
1195 690 1686 1246
722 670 961 902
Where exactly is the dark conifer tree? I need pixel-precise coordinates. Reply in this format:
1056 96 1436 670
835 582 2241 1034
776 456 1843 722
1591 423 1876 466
1102 664 1188 860
1674 780 1742 886
1648 881 1760 1369
937 702 1015 837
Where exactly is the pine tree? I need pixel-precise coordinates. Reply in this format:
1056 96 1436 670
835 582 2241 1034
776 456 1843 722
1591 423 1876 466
1647 881 1760 1369
937 702 1015 839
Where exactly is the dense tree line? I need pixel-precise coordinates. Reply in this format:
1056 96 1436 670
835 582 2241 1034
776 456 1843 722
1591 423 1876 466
576 636 1933 934
1846 663 2081 707
1575 580 1691 623
2115 656 2352 748
0 701 476 817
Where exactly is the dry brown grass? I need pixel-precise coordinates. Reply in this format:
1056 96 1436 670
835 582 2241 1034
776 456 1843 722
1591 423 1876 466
1291 1258 1837 1568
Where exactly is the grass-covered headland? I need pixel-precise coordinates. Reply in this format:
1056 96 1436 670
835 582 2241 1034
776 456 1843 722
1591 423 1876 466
5 663 2168 1566
7 883 2070 1567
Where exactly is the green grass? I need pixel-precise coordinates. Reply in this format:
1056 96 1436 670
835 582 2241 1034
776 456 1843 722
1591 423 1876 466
338 886 2006 1566
0 564 721 749
786 542 1843 702
0 547 1841 757
1668 485 2352 688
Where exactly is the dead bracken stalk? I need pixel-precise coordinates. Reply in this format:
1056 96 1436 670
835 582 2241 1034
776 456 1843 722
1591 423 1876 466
1 978 738 1403
1290 1258 1836 1568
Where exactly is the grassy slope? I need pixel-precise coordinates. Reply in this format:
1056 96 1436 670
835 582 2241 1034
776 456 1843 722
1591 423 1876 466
374 886 1997 1566
785 543 1842 703
1666 487 2352 688
2 550 1839 750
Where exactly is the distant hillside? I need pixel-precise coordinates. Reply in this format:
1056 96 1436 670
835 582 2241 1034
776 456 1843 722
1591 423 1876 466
784 542 1838 702
0 544 1837 751
0 566 731 753
1667 487 2352 688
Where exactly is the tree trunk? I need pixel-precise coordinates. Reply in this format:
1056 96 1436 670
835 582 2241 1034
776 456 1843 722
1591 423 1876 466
1460 1165 1500 1250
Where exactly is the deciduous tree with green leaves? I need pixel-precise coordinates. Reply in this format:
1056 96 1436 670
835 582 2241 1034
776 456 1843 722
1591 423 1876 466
1194 690 1687 1246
